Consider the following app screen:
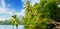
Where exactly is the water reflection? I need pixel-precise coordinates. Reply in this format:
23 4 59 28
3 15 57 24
0 25 24 29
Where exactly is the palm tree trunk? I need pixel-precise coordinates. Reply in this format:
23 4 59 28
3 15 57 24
16 24 18 29
16 26 18 29
13 25 14 29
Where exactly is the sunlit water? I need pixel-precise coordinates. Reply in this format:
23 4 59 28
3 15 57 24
0 25 24 29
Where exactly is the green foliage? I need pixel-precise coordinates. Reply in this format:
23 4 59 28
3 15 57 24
24 0 60 29
0 20 12 25
0 19 24 25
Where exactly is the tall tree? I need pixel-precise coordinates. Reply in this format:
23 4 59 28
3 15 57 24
10 14 19 29
24 0 60 29
24 1 32 29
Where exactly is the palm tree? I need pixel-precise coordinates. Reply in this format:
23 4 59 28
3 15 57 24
10 18 15 29
10 14 18 29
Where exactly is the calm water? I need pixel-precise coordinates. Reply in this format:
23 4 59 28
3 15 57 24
0 25 24 29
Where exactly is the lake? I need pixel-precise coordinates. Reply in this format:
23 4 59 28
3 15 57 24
0 25 24 29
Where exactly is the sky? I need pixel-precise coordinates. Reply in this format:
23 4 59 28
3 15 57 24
0 0 40 21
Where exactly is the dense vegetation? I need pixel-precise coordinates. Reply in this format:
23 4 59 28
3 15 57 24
24 0 60 29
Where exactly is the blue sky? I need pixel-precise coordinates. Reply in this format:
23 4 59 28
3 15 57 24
0 0 39 21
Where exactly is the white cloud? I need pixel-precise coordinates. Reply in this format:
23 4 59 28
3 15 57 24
0 6 24 21
0 0 25 21
0 7 16 20
1 0 5 8
0 17 5 21
0 7 6 13
16 9 25 17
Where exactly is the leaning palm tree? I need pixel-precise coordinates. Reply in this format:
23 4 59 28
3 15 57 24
10 14 19 29
10 18 15 29
15 21 18 29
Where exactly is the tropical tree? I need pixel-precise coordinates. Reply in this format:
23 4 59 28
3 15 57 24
24 1 32 29
10 14 19 29
24 0 60 29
